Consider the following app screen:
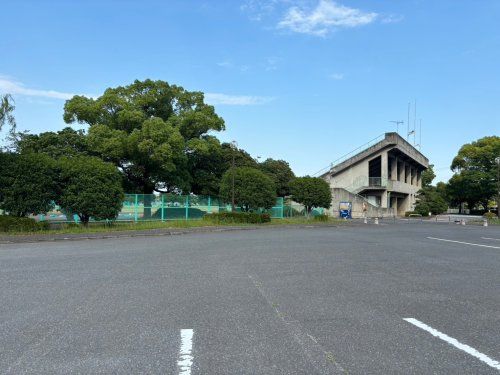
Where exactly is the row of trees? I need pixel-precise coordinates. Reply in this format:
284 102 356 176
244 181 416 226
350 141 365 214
0 80 332 223
414 136 500 215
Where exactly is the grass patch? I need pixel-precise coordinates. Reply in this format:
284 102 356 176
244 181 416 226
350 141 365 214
0 216 347 236
484 218 500 226
269 217 346 225
467 218 500 226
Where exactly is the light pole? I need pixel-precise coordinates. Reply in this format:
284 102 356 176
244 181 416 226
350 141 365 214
496 157 500 214
231 140 238 211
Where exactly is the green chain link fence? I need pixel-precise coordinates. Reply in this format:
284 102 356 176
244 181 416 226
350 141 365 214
36 195 327 223
37 195 284 223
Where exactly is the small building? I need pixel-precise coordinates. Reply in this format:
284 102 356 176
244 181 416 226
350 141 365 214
321 132 429 217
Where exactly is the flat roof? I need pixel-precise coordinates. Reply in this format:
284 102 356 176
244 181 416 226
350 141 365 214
323 132 429 177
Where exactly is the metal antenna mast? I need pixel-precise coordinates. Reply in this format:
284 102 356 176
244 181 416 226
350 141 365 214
390 120 404 134
413 100 417 145
419 118 422 149
407 102 410 140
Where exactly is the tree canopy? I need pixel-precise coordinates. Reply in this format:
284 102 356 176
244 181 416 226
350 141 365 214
219 167 276 211
63 79 225 195
187 141 259 196
448 136 500 210
0 153 58 217
259 158 295 196
57 156 124 224
414 188 448 216
13 127 89 158
421 164 436 188
290 177 331 214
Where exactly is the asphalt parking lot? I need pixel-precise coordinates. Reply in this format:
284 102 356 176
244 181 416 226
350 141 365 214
1 222 499 374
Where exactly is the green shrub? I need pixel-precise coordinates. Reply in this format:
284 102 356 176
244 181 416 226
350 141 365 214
483 212 498 219
0 216 50 232
313 214 329 222
203 212 271 224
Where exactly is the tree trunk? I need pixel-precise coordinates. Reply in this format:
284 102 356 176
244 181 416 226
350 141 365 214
80 214 90 226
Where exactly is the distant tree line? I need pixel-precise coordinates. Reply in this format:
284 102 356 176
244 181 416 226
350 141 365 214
414 136 500 216
0 81 331 223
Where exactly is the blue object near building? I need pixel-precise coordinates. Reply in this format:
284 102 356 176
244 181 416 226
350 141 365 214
339 201 352 219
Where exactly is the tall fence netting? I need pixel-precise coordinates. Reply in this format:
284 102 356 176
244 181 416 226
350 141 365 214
34 195 327 223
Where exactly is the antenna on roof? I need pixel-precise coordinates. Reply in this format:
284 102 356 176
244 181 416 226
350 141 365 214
413 100 417 145
407 102 410 140
418 119 422 150
389 120 404 134
414 119 423 150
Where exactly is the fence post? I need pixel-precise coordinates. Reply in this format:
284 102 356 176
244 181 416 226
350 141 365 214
134 194 138 223
161 194 165 222
280 197 284 218
185 195 189 220
208 196 211 213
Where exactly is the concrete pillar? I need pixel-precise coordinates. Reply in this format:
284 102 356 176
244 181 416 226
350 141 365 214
381 191 388 208
417 170 422 188
381 152 388 183
405 163 410 184
398 161 404 181
393 197 398 216
390 157 398 181
410 165 415 185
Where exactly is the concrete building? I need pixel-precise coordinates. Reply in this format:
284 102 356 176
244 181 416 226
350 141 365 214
321 132 429 217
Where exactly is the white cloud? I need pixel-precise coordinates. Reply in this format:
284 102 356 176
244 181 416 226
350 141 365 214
264 57 279 71
216 61 233 68
0 76 272 106
204 93 274 105
381 14 404 24
278 0 377 36
241 0 282 21
216 61 251 72
0 76 79 100
329 73 344 80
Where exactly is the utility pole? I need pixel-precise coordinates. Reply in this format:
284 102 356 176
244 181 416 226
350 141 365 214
231 140 238 211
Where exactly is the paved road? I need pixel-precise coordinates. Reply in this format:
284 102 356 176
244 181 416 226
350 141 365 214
1 223 499 374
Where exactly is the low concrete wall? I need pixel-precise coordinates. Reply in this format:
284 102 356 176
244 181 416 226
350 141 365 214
331 188 395 218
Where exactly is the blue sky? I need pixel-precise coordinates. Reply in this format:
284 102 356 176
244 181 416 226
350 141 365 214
1 0 499 182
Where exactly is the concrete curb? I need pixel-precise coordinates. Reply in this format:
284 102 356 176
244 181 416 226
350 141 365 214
0 224 341 244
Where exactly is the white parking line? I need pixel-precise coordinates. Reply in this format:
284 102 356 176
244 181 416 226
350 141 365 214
427 237 500 249
482 237 500 242
403 318 500 371
178 329 194 374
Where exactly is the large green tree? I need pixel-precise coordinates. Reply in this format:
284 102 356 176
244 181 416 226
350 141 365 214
219 167 276 211
0 153 58 217
290 177 332 214
259 158 295 196
449 136 500 210
57 156 124 224
63 79 225 201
